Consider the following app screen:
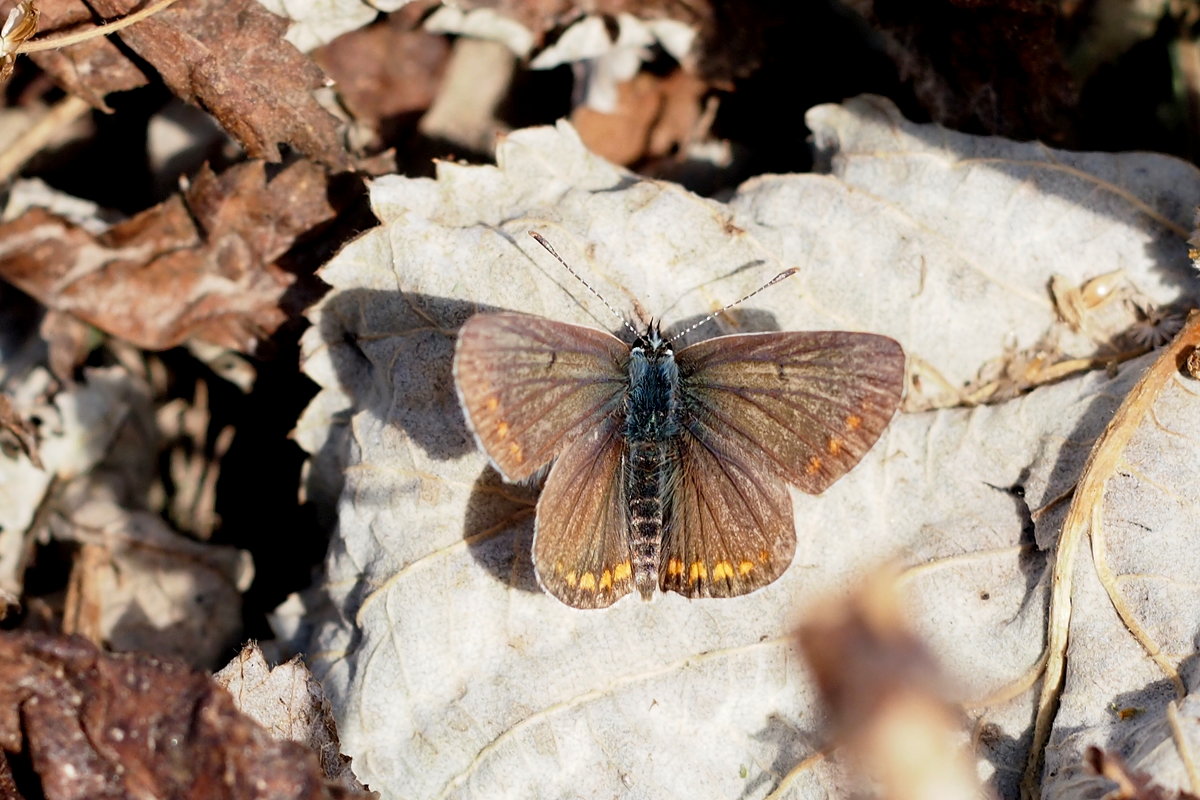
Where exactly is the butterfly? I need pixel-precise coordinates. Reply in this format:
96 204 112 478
453 236 905 609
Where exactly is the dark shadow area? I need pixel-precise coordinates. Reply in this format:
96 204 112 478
745 714 822 800
462 467 539 596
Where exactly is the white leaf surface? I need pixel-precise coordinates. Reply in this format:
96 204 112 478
254 0 412 52
298 96 1200 799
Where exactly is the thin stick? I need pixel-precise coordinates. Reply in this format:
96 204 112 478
528 231 640 339
0 93 91 184
17 0 183 54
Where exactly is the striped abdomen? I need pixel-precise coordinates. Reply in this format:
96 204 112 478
628 441 667 599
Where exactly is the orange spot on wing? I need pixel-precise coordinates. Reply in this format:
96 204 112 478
600 570 613 590
846 414 862 430
496 421 510 439
827 437 842 455
565 571 578 587
614 561 632 582
579 572 596 591
508 442 523 463
738 560 754 576
486 397 500 411
666 558 684 577
712 561 734 580
806 455 822 474
688 562 707 584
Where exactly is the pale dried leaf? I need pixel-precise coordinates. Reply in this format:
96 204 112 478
58 497 254 669
297 97 1200 798
253 0 382 53
1025 313 1200 799
216 644 367 791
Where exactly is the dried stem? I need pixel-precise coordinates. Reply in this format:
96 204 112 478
17 0 183 54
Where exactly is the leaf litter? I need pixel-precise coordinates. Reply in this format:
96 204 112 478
1 1 1200 798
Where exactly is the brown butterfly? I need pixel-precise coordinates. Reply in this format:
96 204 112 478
453 236 905 609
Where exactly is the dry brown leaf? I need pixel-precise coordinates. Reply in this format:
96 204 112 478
312 4 448 147
39 308 97 381
25 0 148 109
30 0 350 167
0 391 41 469
0 159 334 352
0 631 374 800
572 68 708 165
1086 746 1200 800
796 570 986 800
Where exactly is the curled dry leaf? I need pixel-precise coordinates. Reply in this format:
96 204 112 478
31 0 350 167
0 366 137 612
312 6 450 147
0 160 334 352
59 498 254 670
0 0 37 82
571 68 710 166
0 631 374 800
0 391 41 469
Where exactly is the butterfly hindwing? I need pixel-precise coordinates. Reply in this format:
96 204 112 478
660 432 795 598
533 413 635 608
453 312 629 481
675 331 905 494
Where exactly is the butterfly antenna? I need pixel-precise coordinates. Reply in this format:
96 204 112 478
669 267 800 343
529 231 640 339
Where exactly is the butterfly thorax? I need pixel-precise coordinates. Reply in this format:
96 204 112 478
624 330 681 442
624 328 681 600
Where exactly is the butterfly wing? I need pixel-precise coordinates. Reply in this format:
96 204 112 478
661 331 904 598
533 413 635 608
660 433 795 598
453 312 629 481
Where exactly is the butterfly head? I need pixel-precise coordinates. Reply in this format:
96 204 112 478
632 322 671 358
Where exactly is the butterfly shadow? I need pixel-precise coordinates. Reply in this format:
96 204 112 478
462 467 541 594
305 288 526 620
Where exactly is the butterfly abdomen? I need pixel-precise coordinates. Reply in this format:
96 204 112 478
624 333 681 600
627 441 666 599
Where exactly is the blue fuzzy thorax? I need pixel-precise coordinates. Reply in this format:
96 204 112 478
624 327 681 443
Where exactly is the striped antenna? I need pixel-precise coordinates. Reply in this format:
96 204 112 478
668 267 799 343
528 232 640 339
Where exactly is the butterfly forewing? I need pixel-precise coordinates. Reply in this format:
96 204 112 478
454 313 629 481
676 331 904 495
533 414 636 608
660 433 795 598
